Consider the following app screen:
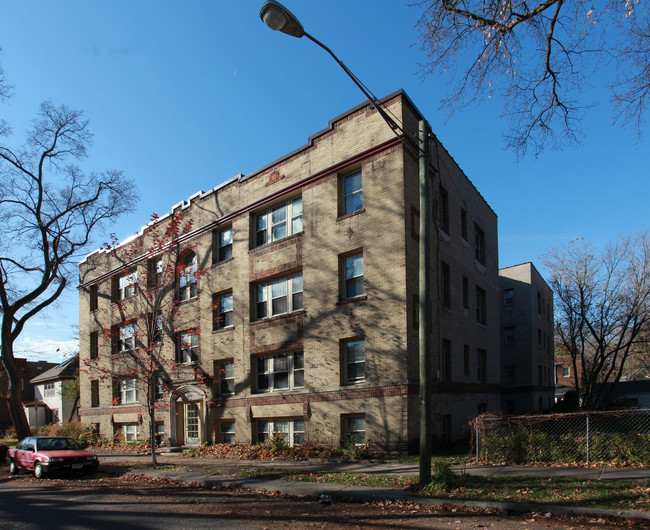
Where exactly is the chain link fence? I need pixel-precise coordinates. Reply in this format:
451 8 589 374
474 409 650 465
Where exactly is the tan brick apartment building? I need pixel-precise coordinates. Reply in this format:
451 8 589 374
78 90 501 452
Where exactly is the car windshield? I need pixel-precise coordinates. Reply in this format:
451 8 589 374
36 438 81 451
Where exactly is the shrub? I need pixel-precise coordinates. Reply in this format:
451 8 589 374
424 459 455 492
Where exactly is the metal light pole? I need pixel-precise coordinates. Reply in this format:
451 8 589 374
260 0 433 485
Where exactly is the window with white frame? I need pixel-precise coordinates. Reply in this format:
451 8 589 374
562 366 571 378
255 273 303 320
344 415 366 445
44 382 56 398
342 252 364 300
220 421 236 443
148 257 163 289
122 424 139 443
341 171 363 215
114 322 137 353
255 351 304 392
256 418 305 446
213 292 234 330
218 360 235 395
178 252 198 301
215 226 233 263
255 197 302 247
115 270 137 301
177 331 199 364
342 338 365 384
121 379 138 404
154 375 164 401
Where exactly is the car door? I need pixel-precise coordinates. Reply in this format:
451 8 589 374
16 438 35 470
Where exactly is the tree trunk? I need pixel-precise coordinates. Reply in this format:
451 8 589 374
1 347 31 439
149 403 157 466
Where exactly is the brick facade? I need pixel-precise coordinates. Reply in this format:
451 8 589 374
78 91 502 452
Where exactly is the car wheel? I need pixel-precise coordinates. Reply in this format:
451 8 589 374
34 462 44 479
9 460 19 475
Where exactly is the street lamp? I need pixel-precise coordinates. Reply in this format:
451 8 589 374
260 0 433 485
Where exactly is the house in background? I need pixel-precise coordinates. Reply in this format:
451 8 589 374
25 355 79 429
0 358 57 433
499 263 555 414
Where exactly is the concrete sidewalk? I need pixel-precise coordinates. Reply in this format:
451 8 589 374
97 451 650 522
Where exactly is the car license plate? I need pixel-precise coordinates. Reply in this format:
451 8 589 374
72 463 83 469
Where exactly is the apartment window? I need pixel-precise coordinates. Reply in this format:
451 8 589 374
505 365 515 383
178 252 198 301
214 226 233 263
256 351 304 392
463 344 470 376
441 261 451 308
538 329 543 349
121 379 138 404
90 331 99 359
154 376 164 401
218 360 235 395
44 382 55 398
460 208 468 241
213 291 234 330
475 286 486 324
220 421 236 443
255 197 302 247
89 284 98 311
148 257 163 289
474 224 485 265
257 419 305 446
344 415 366 445
462 276 469 310
537 292 542 314
342 170 363 215
155 423 165 445
538 365 543 384
122 424 139 443
562 366 571 378
255 273 303 320
342 252 364 300
477 349 487 383
90 380 99 408
148 313 163 345
114 322 137 353
503 288 514 306
177 331 199 364
114 270 137 301
439 185 449 234
441 339 452 381
342 338 365 384
504 327 515 344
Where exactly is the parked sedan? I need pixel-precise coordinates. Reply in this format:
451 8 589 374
7 436 99 478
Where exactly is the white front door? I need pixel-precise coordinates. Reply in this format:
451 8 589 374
184 402 201 445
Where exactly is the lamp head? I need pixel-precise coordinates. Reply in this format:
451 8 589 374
259 1 305 38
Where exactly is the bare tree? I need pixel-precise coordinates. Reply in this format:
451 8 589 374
414 1 648 156
0 101 137 439
545 232 650 409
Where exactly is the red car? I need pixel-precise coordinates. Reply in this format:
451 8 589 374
7 436 99 478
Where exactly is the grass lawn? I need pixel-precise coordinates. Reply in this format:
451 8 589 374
234 467 650 512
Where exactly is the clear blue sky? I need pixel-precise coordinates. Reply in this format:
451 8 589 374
1 1 647 362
